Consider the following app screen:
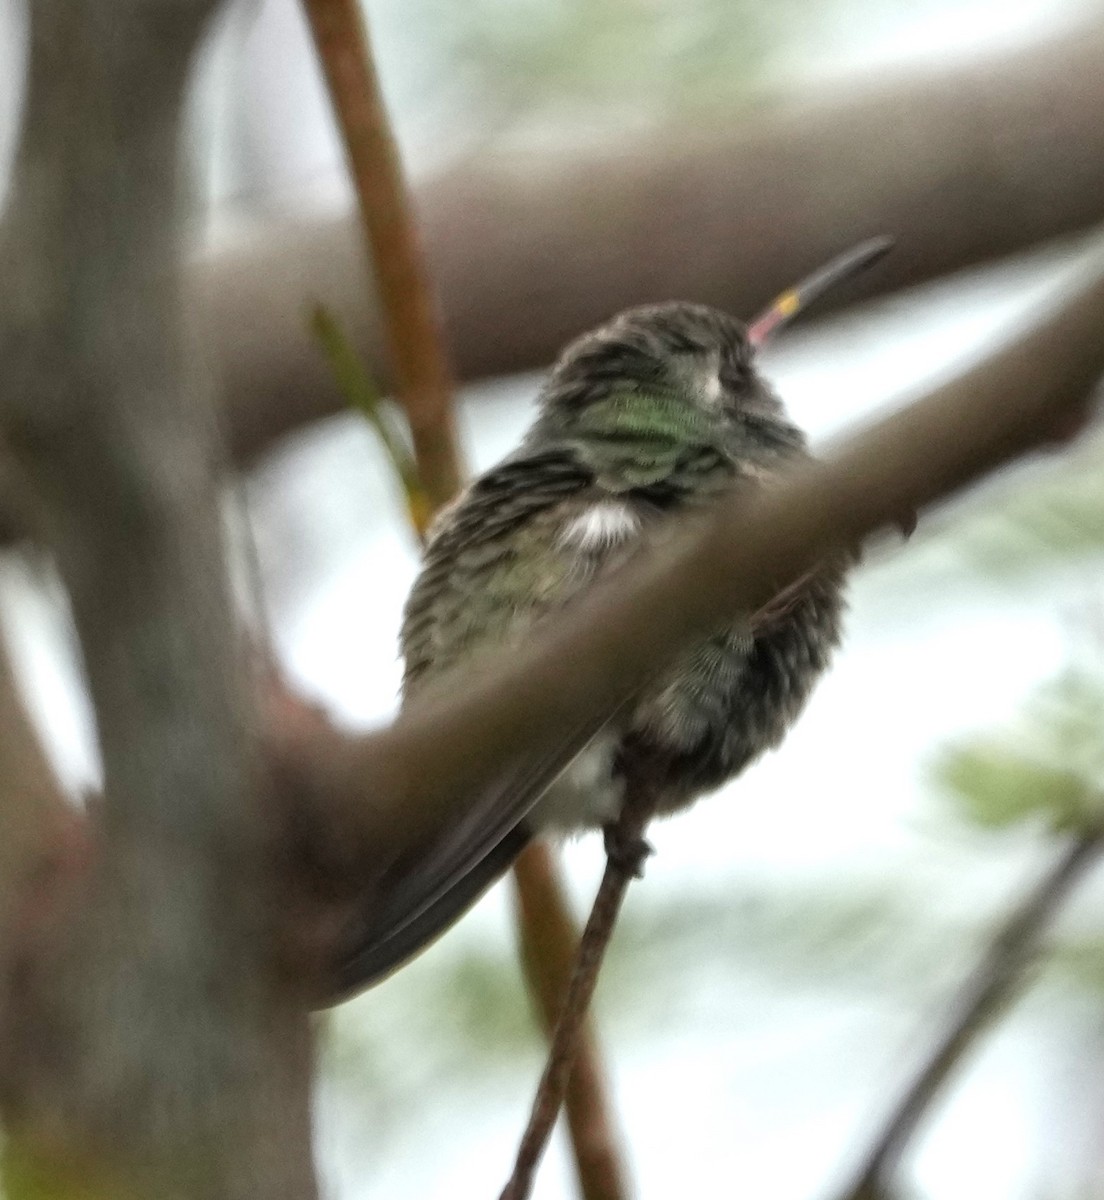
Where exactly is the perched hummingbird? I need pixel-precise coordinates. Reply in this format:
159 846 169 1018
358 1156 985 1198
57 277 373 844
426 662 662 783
328 240 891 1000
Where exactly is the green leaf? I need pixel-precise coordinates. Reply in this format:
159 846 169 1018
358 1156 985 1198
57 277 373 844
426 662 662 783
308 303 434 539
931 669 1104 834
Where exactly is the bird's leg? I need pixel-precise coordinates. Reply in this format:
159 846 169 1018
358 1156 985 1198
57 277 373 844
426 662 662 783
500 784 656 1200
602 820 654 878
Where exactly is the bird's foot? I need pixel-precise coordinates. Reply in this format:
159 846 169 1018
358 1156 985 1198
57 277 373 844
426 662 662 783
602 823 654 878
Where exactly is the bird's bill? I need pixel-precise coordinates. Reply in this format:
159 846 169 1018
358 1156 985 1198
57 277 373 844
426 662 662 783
746 235 894 347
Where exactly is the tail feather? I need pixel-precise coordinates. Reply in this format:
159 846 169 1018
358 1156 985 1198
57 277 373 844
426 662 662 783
324 824 533 1002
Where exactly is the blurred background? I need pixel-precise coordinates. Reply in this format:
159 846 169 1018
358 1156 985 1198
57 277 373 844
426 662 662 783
3 0 1104 1196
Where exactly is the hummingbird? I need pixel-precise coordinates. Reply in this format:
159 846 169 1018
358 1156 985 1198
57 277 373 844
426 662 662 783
327 239 891 1001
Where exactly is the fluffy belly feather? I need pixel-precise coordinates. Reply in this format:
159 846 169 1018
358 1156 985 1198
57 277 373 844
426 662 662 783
532 733 624 832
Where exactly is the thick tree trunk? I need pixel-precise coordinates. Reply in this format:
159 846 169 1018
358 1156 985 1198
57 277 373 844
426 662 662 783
0 2 318 1195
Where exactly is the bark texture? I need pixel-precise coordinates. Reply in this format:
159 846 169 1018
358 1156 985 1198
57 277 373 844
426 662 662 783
0 2 317 1195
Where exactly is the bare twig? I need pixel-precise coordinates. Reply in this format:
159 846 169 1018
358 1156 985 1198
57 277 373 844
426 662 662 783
834 829 1104 1200
502 796 655 1200
300 0 464 510
310 302 432 537
511 844 630 1200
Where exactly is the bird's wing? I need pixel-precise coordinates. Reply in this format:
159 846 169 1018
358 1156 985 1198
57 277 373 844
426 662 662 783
326 447 640 1001
400 447 598 687
328 822 533 998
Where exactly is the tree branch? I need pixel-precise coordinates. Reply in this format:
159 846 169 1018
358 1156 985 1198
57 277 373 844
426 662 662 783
289 248 1104 893
193 18 1104 465
301 0 464 510
833 829 1104 1200
502 797 655 1200
511 844 630 1200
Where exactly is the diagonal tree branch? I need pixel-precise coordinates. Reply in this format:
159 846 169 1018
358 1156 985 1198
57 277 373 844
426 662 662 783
502 797 654 1200
511 844 630 1200
284 248 1104 892
833 827 1104 1200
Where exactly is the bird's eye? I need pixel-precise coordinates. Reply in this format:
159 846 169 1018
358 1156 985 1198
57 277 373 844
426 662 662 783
718 360 746 391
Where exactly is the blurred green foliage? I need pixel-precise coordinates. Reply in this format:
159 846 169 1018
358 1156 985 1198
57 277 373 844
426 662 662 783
413 0 846 135
862 432 1104 620
923 431 1104 833
933 670 1104 835
321 929 543 1120
939 438 1104 582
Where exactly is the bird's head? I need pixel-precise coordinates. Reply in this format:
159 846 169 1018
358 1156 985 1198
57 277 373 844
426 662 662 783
535 301 799 458
532 237 892 459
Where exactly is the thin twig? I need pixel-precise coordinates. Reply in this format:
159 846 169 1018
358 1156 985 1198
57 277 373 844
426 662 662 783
500 792 655 1200
309 303 434 539
300 0 464 510
834 828 1104 1200
511 844 630 1200
234 482 284 685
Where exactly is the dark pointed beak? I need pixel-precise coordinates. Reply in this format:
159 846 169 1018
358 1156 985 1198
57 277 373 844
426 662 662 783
747 236 894 347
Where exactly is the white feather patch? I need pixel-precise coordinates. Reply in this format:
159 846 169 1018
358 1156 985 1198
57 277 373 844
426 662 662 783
559 502 640 550
534 735 623 832
700 368 724 406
